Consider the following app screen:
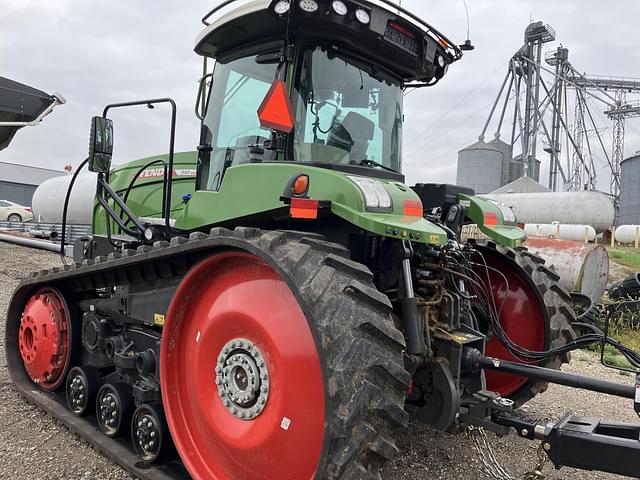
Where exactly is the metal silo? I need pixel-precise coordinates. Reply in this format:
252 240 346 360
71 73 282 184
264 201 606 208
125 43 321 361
619 153 640 225
456 139 504 194
488 137 513 185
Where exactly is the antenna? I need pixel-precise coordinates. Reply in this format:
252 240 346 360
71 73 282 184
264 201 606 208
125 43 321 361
459 0 475 51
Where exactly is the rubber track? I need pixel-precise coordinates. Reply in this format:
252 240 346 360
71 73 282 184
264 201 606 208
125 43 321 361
5 227 410 480
486 242 577 407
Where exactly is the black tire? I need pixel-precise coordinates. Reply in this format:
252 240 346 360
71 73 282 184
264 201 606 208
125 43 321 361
490 243 577 407
165 228 411 479
7 213 21 222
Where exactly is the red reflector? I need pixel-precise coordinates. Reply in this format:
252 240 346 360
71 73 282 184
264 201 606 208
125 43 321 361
290 198 319 219
403 199 423 217
257 79 295 134
389 21 416 39
484 212 498 226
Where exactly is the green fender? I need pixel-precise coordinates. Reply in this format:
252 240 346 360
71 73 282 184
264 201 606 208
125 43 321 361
460 193 526 248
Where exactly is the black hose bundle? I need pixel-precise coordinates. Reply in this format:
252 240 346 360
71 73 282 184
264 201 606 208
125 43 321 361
443 246 640 371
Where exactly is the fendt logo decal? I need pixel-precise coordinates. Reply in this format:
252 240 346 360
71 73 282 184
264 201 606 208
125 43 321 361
139 168 196 179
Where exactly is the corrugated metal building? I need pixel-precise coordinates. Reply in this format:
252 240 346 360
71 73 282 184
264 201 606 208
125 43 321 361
0 161 65 206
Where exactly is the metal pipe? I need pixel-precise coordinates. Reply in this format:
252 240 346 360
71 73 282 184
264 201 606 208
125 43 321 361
480 69 511 140
476 353 635 399
28 229 58 240
0 232 65 253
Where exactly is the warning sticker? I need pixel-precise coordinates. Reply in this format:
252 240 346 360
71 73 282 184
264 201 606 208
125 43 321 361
154 313 165 327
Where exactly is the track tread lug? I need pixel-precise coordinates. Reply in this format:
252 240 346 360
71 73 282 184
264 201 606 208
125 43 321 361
153 240 170 250
169 236 188 247
233 226 261 239
344 279 392 312
189 231 208 241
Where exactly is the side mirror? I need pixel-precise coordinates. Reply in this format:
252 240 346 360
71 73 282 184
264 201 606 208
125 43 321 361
88 116 114 173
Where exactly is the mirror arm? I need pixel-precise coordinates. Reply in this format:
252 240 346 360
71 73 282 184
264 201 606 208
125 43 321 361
97 174 146 238
102 98 177 238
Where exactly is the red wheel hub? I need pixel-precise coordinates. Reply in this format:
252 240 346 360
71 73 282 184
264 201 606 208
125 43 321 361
18 288 71 391
161 252 325 480
473 250 546 397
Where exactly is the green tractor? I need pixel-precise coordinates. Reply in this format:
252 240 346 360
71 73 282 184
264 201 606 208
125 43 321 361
6 1 640 479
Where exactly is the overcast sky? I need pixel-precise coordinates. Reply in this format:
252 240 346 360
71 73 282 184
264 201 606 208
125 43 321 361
2 0 640 192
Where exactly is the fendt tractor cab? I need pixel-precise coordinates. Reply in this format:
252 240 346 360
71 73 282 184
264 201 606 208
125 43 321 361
6 1 640 479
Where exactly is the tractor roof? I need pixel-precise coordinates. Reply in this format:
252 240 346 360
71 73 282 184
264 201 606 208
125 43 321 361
195 0 462 85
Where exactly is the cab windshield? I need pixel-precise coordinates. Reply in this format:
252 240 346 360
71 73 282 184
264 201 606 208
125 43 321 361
197 47 404 191
293 47 403 172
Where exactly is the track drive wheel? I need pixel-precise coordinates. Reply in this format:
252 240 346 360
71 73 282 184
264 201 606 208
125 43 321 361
473 243 576 407
161 228 410 480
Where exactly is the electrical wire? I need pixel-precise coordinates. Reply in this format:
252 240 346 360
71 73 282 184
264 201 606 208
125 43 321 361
444 246 640 370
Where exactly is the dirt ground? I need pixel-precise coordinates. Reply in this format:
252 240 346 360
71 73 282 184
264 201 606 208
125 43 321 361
0 242 637 479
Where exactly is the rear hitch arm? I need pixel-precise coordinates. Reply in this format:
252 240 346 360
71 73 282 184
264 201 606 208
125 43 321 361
493 413 640 477
463 348 640 477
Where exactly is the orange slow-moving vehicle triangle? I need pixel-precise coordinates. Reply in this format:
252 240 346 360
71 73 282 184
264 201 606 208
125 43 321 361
257 79 295 133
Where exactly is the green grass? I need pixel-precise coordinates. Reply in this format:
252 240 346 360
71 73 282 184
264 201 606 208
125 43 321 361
585 322 640 371
609 246 640 271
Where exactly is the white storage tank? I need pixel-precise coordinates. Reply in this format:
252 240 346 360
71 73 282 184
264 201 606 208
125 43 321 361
524 223 596 242
614 225 640 245
482 191 615 232
32 172 97 224
456 139 504 194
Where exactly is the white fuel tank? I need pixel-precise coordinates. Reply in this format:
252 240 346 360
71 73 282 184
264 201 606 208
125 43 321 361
614 225 640 245
524 223 596 242
482 191 615 232
32 173 97 224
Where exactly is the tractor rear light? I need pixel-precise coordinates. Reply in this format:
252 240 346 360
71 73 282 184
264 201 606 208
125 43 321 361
292 174 309 196
331 0 348 15
403 200 423 217
274 0 290 15
290 198 319 219
484 212 498 226
347 175 392 210
298 0 319 13
257 79 295 134
355 8 370 24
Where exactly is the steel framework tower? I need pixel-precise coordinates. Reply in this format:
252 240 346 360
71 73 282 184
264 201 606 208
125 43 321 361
570 76 640 203
476 21 640 204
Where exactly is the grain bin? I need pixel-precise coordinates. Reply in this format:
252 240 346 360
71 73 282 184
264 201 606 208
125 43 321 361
456 139 504 194
619 153 640 226
488 137 513 185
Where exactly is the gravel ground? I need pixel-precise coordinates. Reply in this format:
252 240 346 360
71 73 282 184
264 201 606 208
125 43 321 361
0 242 637 479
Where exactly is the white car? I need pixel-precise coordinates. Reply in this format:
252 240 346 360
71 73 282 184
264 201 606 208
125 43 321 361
0 200 33 222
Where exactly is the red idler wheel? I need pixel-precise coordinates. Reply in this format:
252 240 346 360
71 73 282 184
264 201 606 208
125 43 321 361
18 288 72 391
472 248 546 397
161 252 325 480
